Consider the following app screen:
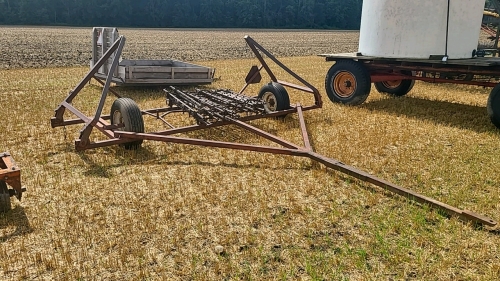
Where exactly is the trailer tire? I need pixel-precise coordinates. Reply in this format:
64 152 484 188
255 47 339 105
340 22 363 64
0 181 11 213
325 60 371 106
110 98 145 150
374 72 415 96
258 82 290 113
487 84 500 129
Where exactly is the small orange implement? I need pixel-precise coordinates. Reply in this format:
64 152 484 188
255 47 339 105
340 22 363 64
0 152 25 212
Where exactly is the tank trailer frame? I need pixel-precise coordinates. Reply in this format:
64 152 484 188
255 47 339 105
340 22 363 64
320 52 500 128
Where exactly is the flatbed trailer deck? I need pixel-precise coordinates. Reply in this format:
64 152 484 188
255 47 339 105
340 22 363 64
319 53 500 128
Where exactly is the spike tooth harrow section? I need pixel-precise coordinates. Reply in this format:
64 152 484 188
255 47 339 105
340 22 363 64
165 87 266 125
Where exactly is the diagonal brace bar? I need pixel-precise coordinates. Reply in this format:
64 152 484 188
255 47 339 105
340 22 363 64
244 36 322 107
78 37 126 146
51 36 125 127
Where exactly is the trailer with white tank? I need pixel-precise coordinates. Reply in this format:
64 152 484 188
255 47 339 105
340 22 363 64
320 0 500 129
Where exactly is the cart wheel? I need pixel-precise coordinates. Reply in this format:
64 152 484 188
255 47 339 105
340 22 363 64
325 60 371 105
487 84 500 129
374 73 415 96
258 82 290 113
0 181 11 213
110 98 145 150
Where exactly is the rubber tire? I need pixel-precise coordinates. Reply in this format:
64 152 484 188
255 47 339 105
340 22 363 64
325 60 371 106
257 82 290 113
487 84 500 129
110 98 145 150
374 72 415 96
0 181 11 213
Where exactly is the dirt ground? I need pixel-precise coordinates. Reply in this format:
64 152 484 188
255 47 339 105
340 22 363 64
0 27 360 69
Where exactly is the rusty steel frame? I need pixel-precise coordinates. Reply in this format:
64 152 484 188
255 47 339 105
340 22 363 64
240 36 323 109
51 35 322 150
369 66 500 88
0 152 25 201
51 36 497 227
114 102 497 227
323 56 500 87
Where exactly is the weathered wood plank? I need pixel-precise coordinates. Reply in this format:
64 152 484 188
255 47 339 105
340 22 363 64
124 78 213 84
127 66 213 73
128 73 210 80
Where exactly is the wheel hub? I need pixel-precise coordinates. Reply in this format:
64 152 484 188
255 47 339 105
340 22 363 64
333 71 357 98
112 110 124 128
382 80 402 89
262 92 277 112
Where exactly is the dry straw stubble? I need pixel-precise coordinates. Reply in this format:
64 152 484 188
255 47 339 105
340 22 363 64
0 27 499 280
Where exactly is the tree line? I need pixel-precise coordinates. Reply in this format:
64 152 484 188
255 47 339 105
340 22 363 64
0 0 363 29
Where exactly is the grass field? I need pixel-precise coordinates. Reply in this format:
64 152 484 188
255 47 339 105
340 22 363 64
0 27 500 280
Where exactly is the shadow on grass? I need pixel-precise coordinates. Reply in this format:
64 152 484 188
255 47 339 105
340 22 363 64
78 145 158 178
360 96 496 133
487 227 500 235
0 205 32 242
153 158 314 171
85 84 164 103
93 85 214 103
77 142 314 175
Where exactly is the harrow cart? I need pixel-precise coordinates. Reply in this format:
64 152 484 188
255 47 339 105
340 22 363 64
0 152 25 212
51 35 497 227
91 27 214 86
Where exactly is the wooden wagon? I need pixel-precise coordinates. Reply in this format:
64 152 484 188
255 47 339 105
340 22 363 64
90 27 214 86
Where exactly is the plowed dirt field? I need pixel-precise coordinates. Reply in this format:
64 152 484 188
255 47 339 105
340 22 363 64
0 27 359 69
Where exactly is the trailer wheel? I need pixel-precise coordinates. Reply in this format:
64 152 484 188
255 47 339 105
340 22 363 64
110 98 145 150
487 84 500 129
374 75 415 96
258 82 290 113
325 60 371 105
0 181 11 213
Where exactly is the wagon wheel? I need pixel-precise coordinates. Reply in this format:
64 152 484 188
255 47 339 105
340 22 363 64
487 84 500 129
110 98 145 150
258 82 290 113
0 181 11 213
325 60 371 105
374 71 415 96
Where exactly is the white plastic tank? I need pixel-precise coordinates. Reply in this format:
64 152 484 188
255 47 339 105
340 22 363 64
358 0 486 59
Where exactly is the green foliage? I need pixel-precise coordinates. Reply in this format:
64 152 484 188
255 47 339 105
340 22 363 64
0 0 363 29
